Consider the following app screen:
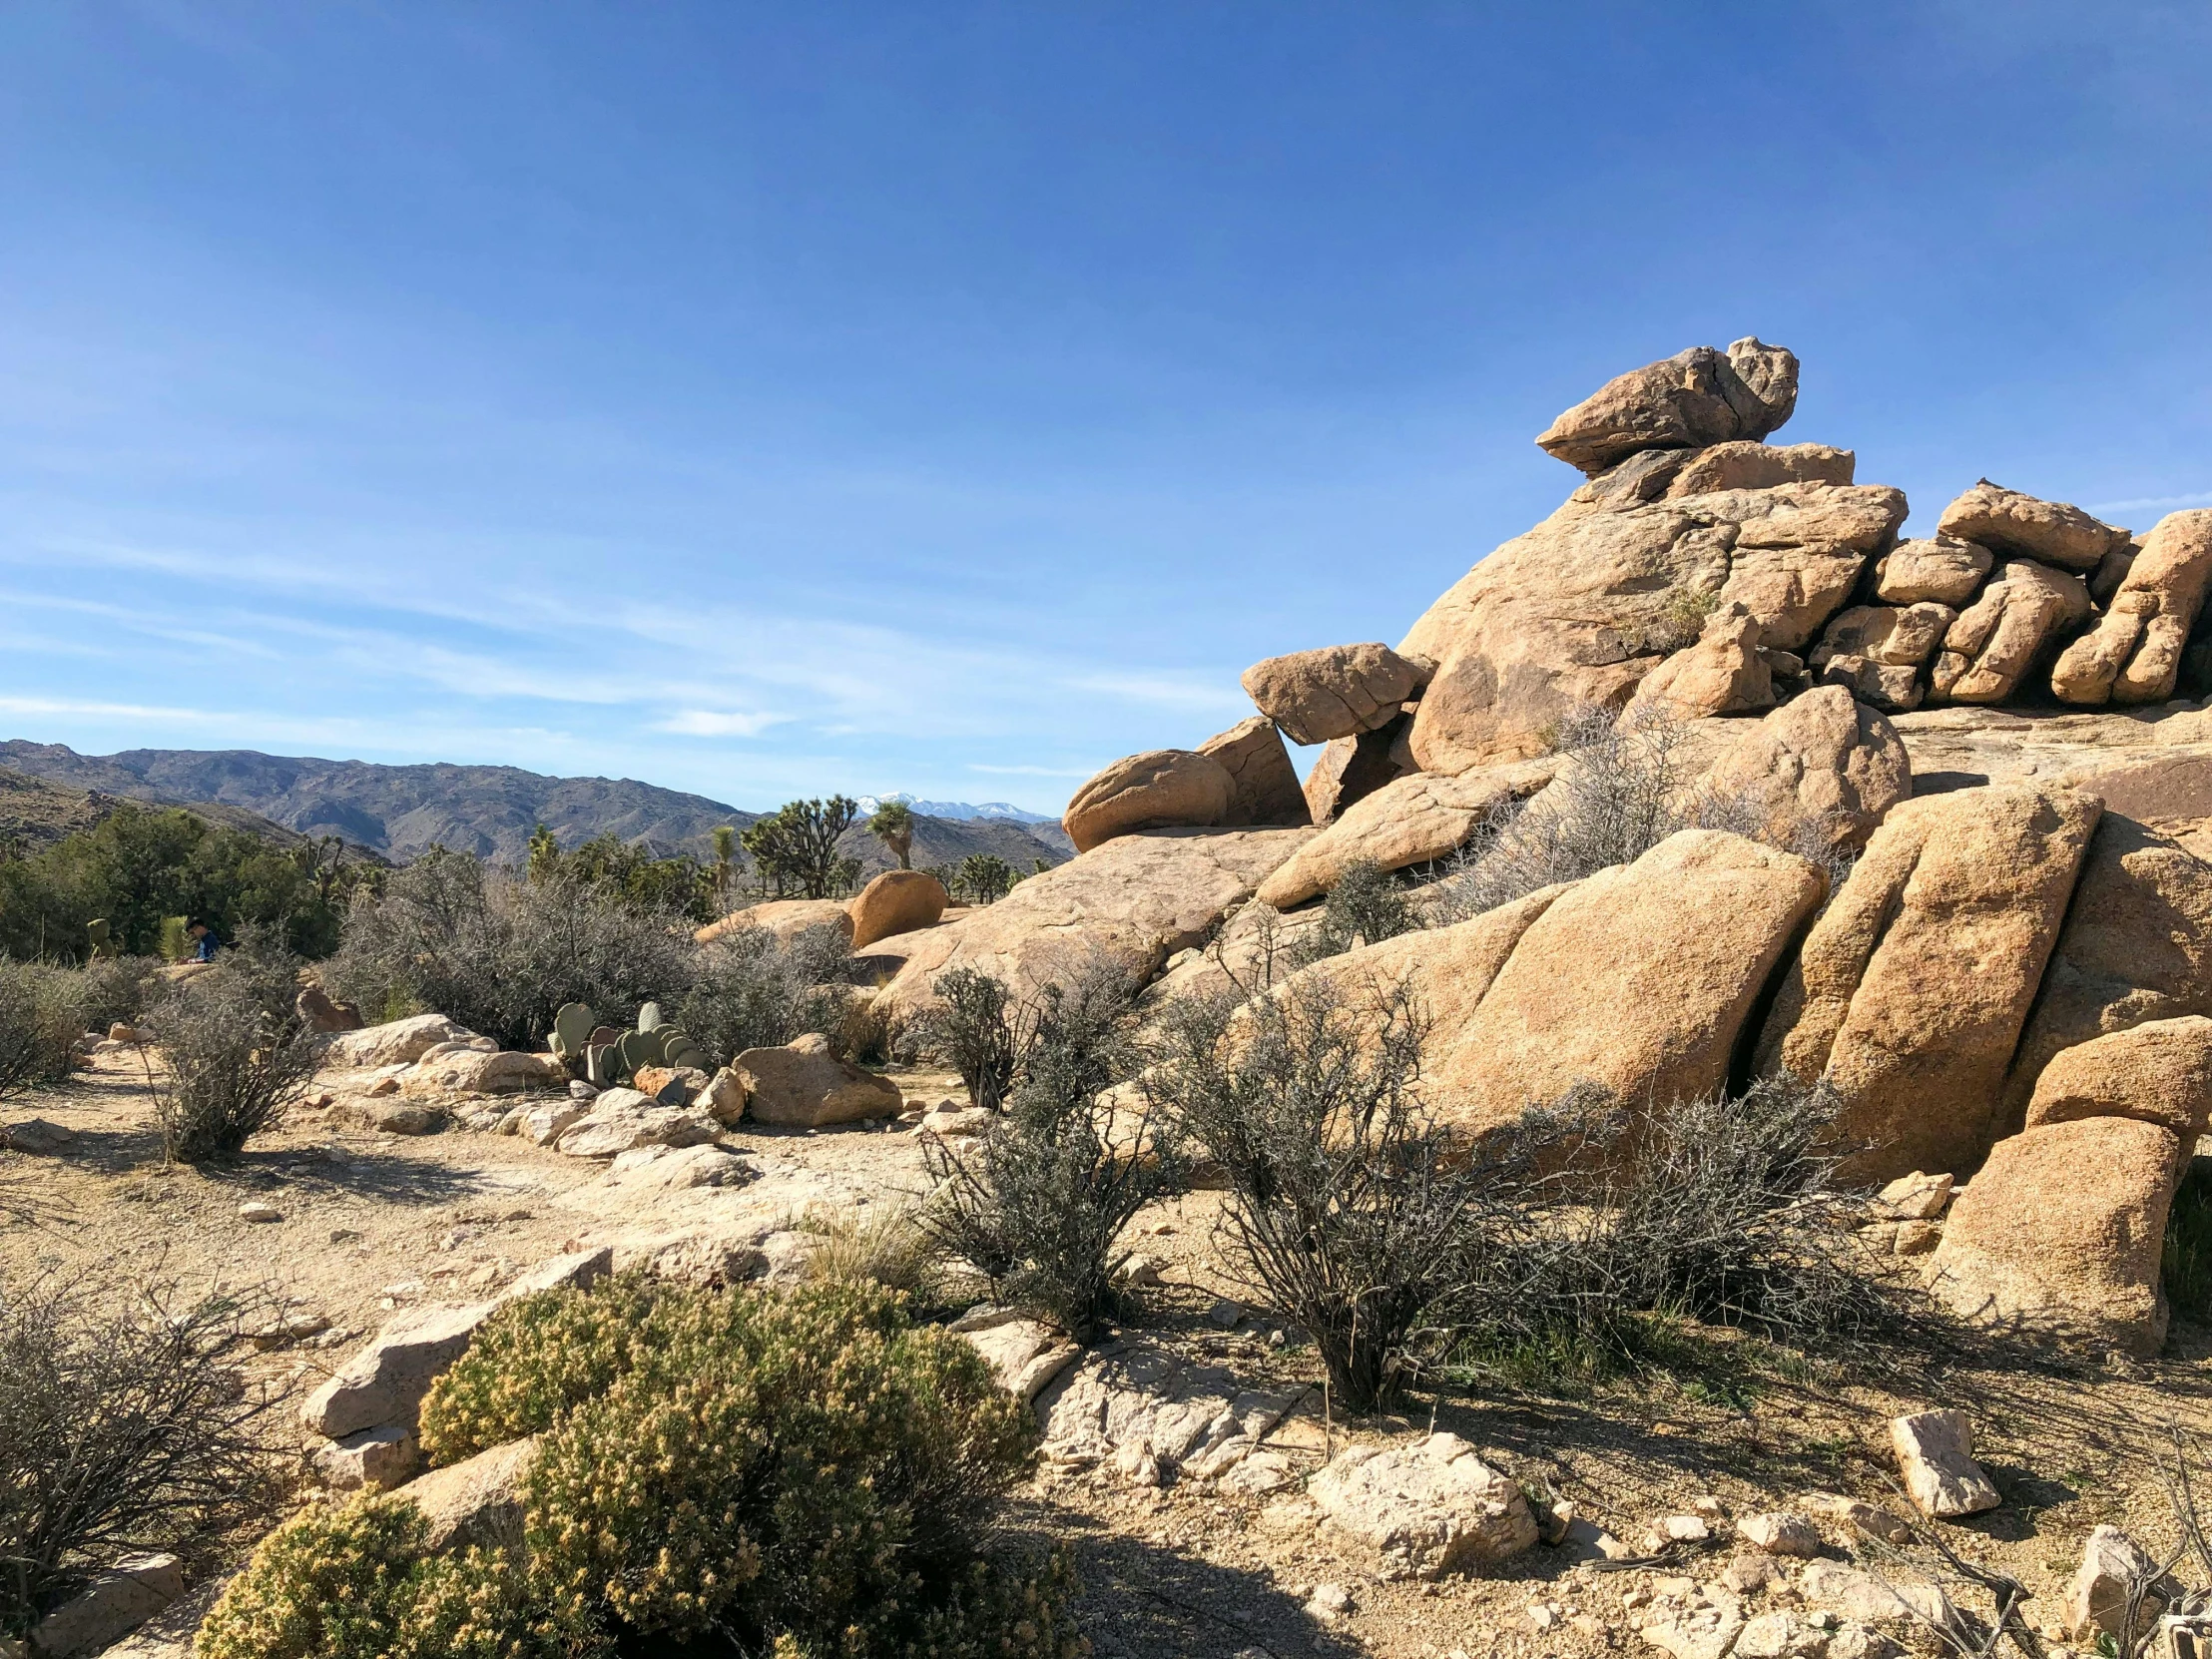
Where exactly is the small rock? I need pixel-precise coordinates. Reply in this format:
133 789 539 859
1800 1492 1915 1544
1310 1431 1537 1579
567 1077 598 1101
1205 1298 1244 1330
27 1552 185 1658
2066 1524 2174 1639
1734 1611 1798 1659
237 1202 282 1224
1115 1254 1163 1288
1740 1512 1823 1557
366 1076 401 1097
311 1424 421 1491
1692 1495 1727 1518
1877 1171 1953 1220
1723 1553 1789 1595
1306 1582 1354 1621
1892 1221 1941 1256
1529 1603 1559 1630
1890 1410 2000 1517
2 1118 76 1155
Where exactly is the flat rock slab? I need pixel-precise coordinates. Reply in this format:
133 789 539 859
30 1552 185 1659
950 1308 1083 1406
1310 1430 1538 1580
1033 1336 1304 1486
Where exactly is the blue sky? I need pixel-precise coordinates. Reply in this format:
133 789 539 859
2 3 2208 816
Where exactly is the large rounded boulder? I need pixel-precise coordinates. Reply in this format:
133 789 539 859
1062 749 1235 853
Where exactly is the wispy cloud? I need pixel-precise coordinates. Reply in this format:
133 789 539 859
1061 672 1247 714
2090 490 2212 515
968 762 1094 778
0 695 215 721
655 709 787 738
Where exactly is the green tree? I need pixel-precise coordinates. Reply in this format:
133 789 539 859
742 797 862 899
953 853 1014 905
866 801 914 869
523 827 713 921
711 824 739 914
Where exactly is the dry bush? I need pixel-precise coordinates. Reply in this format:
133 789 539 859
0 1274 285 1639
0 959 83 1101
1288 858 1417 968
145 973 320 1163
918 967 1179 1333
676 922 851 1066
798 1201 947 1309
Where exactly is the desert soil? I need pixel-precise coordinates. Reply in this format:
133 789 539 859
7 1051 2212 1659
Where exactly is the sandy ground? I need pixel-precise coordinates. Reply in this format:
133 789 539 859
8 1051 2212 1659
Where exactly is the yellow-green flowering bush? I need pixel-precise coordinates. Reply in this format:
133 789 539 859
202 1280 1080 1659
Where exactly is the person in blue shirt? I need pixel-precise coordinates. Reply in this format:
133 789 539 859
186 918 221 962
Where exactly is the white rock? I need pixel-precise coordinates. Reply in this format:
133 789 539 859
237 1202 282 1224
1309 1431 1538 1579
1890 1410 2000 1517
324 1013 478 1069
1799 1560 1952 1625
1740 1511 1823 1556
1800 1491 1915 1543
310 1424 421 1491
28 1553 186 1659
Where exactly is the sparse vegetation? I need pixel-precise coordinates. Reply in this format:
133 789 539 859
143 970 321 1163
949 852 1017 905
0 1274 285 1641
0 959 84 1101
675 922 852 1066
1289 857 1417 966
525 823 717 921
797 1201 946 1309
919 968 1179 1333
210 1277 1078 1659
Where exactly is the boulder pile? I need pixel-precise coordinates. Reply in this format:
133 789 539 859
861 336 2212 1362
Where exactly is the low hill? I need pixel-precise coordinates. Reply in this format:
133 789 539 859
0 742 1074 871
0 764 319 856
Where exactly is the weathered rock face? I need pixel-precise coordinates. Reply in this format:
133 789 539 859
1411 831 1823 1137
2052 511 2212 706
1304 716 1415 823
2000 816 2212 1134
1930 1115 2180 1357
1240 643 1431 747
1255 758 1559 909
1757 785 2102 1182
1936 478 2127 572
2022 1016 2212 1140
1664 441 1854 498
1628 601 1774 718
401 1048 563 1098
847 868 947 949
734 1033 903 1127
301 1304 492 1438
1535 338 1799 475
875 828 1313 1026
696 898 854 947
1810 603 1954 686
323 1014 477 1070
392 1436 539 1553
1930 559 2093 705
555 1094 720 1158
1062 749 1234 852
1310 1431 1538 1578
1198 716 1312 827
1701 687 1912 851
1875 537 1996 607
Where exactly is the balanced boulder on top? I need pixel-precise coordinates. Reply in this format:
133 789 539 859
1535 337 1800 475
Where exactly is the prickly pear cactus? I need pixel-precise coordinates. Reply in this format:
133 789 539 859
637 1001 664 1034
663 1033 706 1072
585 1042 621 1087
551 1002 596 1060
617 1029 662 1077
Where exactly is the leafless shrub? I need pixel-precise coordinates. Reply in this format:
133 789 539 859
1288 859 1418 968
144 974 320 1163
0 960 82 1101
677 923 851 1066
918 967 1179 1333
0 1273 285 1638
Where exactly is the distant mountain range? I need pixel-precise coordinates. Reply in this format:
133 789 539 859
0 741 1071 871
0 762 318 856
856 793 1058 825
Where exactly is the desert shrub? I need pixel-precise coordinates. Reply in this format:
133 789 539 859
915 966 1022 1111
950 853 1016 905
676 922 850 1066
393 1278 1074 1658
1150 973 1551 1412
145 972 320 1162
1290 858 1417 966
0 1275 284 1638
67 952 166 1032
323 851 694 1050
798 1202 947 1309
0 959 84 1100
918 968 1179 1332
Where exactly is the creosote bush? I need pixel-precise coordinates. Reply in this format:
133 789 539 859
206 1277 1080 1659
676 922 852 1067
0 1275 284 1639
917 967 1181 1333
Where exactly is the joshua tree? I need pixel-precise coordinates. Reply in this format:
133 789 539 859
742 798 862 899
867 801 914 870
711 825 739 912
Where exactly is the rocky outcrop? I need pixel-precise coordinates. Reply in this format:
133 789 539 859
1936 479 2128 572
735 1033 903 1126
2052 511 2212 706
1303 716 1414 823
1197 716 1311 827
323 1014 478 1070
1401 480 1908 775
847 868 947 949
1664 441 1854 497
1809 603 1954 712
1536 339 1799 475
1310 1432 1537 1578
1700 687 1911 852
1930 1115 2180 1357
1874 536 1994 607
696 898 854 947
1757 786 2102 1181
2022 1016 2212 1140
1628 601 1774 718
1254 758 1559 909
875 828 1312 1025
1062 749 1234 852
391 1437 539 1553
1930 559 2093 704
1240 643 1431 746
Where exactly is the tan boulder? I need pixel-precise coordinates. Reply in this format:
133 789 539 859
1814 653 1925 713
1304 714 1415 823
1138 898 1336 1008
875 827 1312 1026
1929 559 2092 704
1627 601 1774 718
1997 815 2212 1133
1936 478 2128 572
1535 338 1799 475
1426 830 1824 1138
2052 511 2212 705
1198 716 1311 827
1665 441 1855 497
323 1014 478 1070
1929 1115 2180 1357
1241 643 1430 747
401 1049 563 1098
1401 481 1907 774
2022 1016 2212 1140
1811 603 1954 671
1756 785 2102 1181
734 1033 902 1127
1309 1431 1537 1577
1062 749 1233 852
1256 758 1560 909
392 1436 539 1553
847 868 947 949
1874 536 1994 607
696 898 854 947
1700 686 1911 851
